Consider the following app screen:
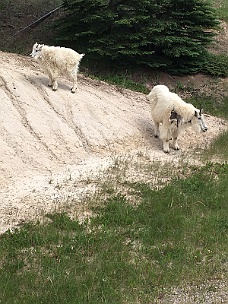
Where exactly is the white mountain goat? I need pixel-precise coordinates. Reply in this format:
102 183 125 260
30 43 85 93
147 85 208 153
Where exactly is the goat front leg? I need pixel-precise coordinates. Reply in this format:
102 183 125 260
162 139 170 153
46 69 58 91
172 138 179 150
46 71 54 87
172 127 181 150
52 79 58 91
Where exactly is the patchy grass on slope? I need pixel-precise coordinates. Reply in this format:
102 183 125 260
214 0 228 22
205 130 228 160
0 162 227 303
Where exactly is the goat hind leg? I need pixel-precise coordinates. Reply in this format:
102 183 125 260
71 72 78 93
160 124 171 153
154 122 160 138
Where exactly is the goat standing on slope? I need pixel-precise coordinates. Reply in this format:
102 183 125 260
30 43 85 93
147 85 208 153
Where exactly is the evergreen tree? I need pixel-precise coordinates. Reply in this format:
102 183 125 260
54 0 219 74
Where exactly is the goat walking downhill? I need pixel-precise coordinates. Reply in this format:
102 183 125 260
147 85 208 153
30 43 85 93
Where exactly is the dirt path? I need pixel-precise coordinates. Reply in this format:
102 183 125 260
0 51 227 234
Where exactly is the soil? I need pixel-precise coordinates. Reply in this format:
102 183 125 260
0 50 227 234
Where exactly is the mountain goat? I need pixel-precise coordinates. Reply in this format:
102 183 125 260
30 43 85 93
147 85 208 153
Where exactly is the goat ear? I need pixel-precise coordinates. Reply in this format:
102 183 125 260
194 110 198 117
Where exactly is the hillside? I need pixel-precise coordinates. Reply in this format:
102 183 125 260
0 51 227 233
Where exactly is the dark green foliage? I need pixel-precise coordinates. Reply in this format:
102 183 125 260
54 0 219 74
201 53 228 77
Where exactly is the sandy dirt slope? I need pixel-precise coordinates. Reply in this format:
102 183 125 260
0 51 227 233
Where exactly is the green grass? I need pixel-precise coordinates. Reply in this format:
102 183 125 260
187 94 228 120
92 74 149 94
205 130 228 160
83 64 150 94
214 0 228 22
0 162 227 303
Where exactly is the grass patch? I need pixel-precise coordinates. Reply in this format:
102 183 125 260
187 94 228 120
205 130 228 160
0 162 227 303
83 63 149 94
202 53 228 77
91 73 149 94
214 0 228 22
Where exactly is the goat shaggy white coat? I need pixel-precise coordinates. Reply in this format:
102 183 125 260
147 85 208 153
31 43 85 93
